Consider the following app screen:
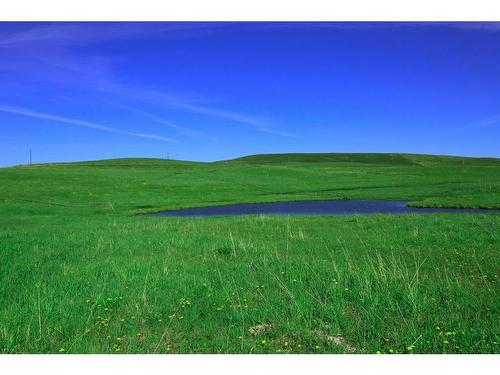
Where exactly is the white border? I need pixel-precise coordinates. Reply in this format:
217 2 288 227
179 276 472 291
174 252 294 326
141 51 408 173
1 0 499 373
1 0 500 21
0 354 499 374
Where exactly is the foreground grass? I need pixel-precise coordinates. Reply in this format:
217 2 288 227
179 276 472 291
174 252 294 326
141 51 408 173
0 153 499 353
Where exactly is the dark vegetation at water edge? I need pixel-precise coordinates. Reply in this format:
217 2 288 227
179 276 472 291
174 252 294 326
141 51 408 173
0 153 498 353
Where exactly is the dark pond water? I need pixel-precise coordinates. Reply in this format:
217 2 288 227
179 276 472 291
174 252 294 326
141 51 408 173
149 200 500 217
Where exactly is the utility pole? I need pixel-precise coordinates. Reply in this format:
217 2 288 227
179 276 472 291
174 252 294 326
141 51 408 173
29 148 32 165
167 152 170 160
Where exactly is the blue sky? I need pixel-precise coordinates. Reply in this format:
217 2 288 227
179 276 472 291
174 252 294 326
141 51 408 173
1 22 499 166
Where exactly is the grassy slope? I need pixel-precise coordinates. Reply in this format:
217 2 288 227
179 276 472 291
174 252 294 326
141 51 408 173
0 154 499 354
229 152 500 165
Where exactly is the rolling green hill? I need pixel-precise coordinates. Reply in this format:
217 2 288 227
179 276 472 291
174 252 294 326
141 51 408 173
226 152 500 166
0 153 498 354
2 153 499 217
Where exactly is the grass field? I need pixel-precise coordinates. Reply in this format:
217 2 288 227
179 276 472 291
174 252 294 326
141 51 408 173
0 153 499 353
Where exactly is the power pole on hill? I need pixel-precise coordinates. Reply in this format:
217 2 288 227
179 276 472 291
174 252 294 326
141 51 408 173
167 152 170 160
29 148 32 165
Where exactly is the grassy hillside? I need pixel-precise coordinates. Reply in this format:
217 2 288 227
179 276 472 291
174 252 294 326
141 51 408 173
2 153 500 218
0 154 499 353
227 152 500 166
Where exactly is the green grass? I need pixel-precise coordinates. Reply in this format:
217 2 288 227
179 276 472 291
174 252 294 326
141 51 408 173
0 153 499 353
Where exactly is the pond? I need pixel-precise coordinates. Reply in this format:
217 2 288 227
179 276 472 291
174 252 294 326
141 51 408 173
148 199 500 217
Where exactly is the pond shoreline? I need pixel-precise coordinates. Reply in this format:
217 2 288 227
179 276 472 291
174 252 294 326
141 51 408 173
144 199 500 217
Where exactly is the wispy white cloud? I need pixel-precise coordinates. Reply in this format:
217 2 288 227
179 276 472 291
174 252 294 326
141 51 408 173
157 99 301 138
5 22 484 50
0 22 219 47
0 23 300 140
173 102 266 127
258 128 300 139
252 21 500 32
108 101 206 138
167 102 300 139
0 23 218 86
0 104 177 143
102 85 300 139
444 22 500 32
472 114 500 127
